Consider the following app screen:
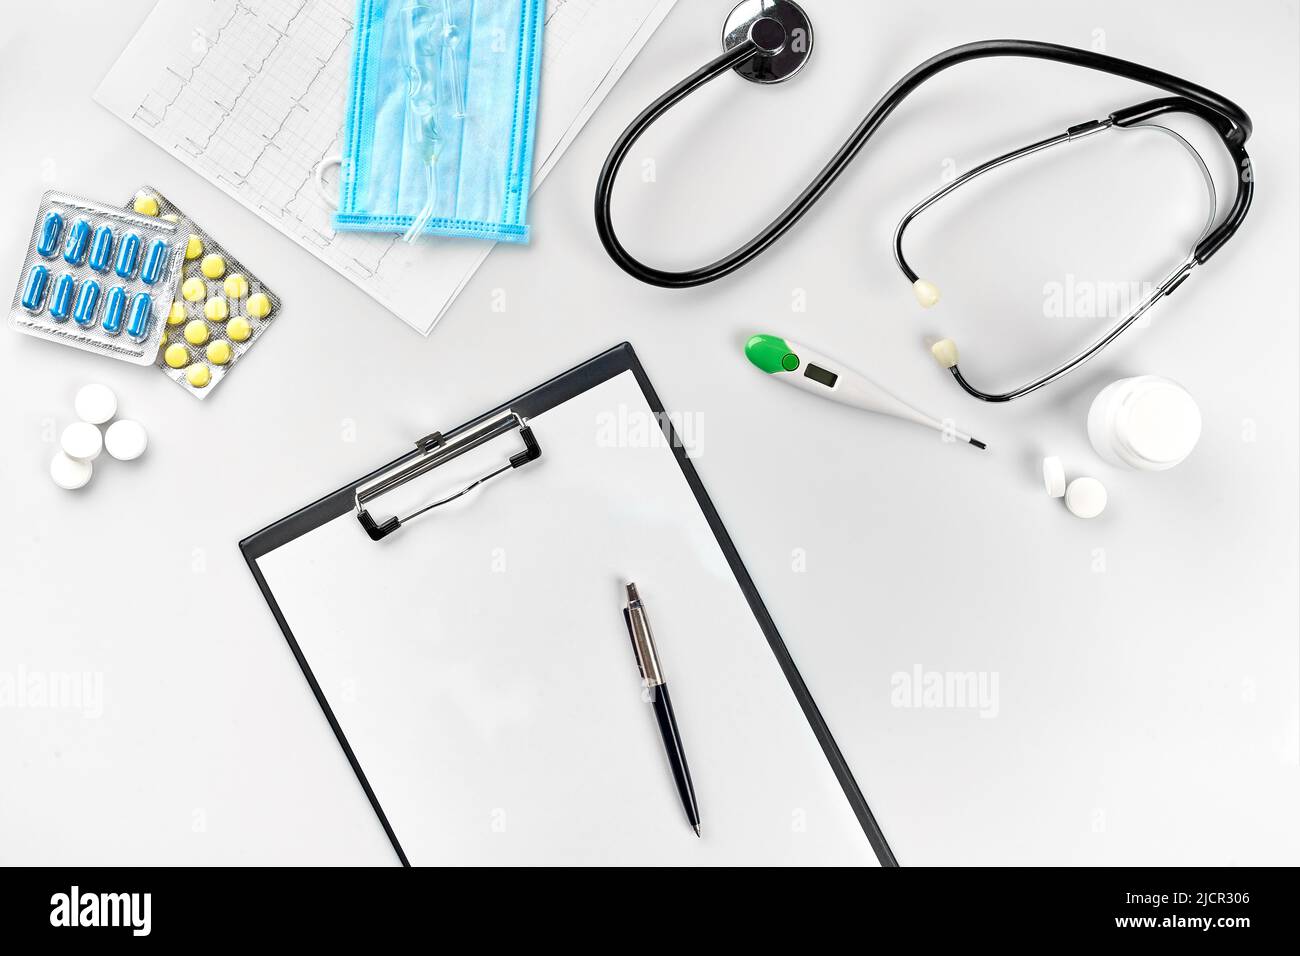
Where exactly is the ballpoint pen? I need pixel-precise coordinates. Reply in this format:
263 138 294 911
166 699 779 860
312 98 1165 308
623 582 701 837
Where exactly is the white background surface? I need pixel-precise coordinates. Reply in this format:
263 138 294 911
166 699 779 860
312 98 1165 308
1 0 1297 865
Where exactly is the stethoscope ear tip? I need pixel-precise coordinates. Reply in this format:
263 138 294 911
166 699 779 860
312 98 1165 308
931 338 959 369
912 278 941 308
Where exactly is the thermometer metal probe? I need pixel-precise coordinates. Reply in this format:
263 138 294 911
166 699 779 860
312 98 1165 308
745 334 986 449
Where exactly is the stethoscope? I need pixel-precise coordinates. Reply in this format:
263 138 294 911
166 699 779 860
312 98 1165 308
594 0 1254 402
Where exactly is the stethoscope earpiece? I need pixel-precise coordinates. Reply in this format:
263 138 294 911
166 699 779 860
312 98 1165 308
930 339 959 370
912 279 941 309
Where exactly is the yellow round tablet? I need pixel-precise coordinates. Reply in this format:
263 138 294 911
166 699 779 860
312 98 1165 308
182 277 206 301
185 234 203 260
186 364 212 388
164 343 190 369
245 292 271 319
133 193 160 216
183 319 209 346
204 296 229 321
206 341 232 365
200 253 226 279
167 300 187 325
227 316 252 342
223 273 249 299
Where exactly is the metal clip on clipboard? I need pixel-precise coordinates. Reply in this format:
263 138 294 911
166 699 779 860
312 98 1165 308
354 412 541 541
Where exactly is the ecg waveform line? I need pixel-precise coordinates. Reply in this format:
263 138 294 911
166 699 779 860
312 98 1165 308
130 0 395 280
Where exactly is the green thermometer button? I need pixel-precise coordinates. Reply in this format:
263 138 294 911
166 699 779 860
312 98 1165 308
745 334 799 373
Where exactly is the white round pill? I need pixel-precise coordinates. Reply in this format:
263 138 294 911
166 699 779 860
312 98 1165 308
1065 477 1108 519
61 421 103 462
1042 456 1066 498
105 419 148 461
74 383 117 425
50 452 93 490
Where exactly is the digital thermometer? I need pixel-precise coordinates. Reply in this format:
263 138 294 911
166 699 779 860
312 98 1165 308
745 334 986 449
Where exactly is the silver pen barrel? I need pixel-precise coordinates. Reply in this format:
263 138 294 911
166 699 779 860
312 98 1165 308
625 583 664 687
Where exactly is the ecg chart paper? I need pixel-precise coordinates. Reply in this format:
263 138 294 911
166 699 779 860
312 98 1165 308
95 0 678 335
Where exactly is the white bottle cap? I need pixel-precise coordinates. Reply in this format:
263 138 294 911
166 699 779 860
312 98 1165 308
1088 376 1201 471
1065 477 1107 519
1117 379 1201 467
1042 456 1066 498
61 421 103 462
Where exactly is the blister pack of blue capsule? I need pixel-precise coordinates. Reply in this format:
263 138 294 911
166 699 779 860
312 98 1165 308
8 191 186 365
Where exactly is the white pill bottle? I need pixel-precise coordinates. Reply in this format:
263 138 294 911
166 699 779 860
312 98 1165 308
1087 375 1202 471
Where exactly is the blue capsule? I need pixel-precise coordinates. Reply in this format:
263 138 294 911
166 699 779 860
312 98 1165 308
126 291 153 341
62 219 91 266
88 225 115 273
73 279 101 327
21 265 50 312
140 238 169 285
114 232 140 279
102 286 127 335
49 273 76 321
36 212 63 258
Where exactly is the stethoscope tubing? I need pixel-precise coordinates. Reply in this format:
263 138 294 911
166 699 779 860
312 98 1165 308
594 39 761 288
594 38 1253 289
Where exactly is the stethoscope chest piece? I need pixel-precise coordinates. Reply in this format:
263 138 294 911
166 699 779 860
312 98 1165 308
723 0 814 83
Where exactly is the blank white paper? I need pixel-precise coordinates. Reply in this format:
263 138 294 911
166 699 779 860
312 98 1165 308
256 371 878 865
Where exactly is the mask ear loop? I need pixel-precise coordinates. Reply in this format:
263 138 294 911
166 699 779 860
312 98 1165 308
898 115 1219 402
314 155 343 210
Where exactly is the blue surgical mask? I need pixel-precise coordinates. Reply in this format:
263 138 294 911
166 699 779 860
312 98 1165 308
335 0 544 243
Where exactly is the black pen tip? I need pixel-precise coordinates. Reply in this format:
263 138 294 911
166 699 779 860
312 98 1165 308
969 437 987 450
693 825 701 838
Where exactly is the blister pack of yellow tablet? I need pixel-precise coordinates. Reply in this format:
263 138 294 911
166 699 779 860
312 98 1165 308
126 187 280 399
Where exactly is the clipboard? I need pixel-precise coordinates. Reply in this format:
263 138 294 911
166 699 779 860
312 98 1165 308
241 343 897 866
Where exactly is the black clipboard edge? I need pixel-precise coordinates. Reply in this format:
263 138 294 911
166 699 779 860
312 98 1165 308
623 352 899 868
241 556 411 866
240 342 897 867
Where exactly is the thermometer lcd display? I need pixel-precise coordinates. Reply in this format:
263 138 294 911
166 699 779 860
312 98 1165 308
804 363 838 388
